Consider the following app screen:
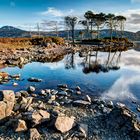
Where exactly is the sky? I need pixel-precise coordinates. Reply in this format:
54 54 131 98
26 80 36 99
0 0 140 32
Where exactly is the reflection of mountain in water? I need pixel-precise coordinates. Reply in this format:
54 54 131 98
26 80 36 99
134 42 140 51
64 50 122 74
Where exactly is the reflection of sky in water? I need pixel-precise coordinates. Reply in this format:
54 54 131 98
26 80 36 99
102 50 140 102
0 49 140 108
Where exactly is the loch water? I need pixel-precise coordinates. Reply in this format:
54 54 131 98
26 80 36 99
0 48 140 116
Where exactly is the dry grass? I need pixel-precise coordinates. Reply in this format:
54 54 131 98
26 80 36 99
0 42 32 50
0 37 65 50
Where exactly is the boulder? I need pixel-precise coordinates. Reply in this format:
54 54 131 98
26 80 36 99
85 95 92 103
0 101 7 119
15 92 22 98
20 91 29 97
76 91 81 95
27 110 50 126
20 97 33 110
57 84 68 88
107 101 114 108
13 82 18 86
49 95 56 101
105 107 140 139
1 90 15 102
28 86 36 93
58 91 68 96
0 90 15 120
73 100 91 106
0 72 9 79
76 86 81 91
39 90 46 96
78 123 88 138
51 90 58 95
10 74 20 79
29 128 41 140
55 116 75 133
19 57 24 65
28 77 42 82
15 119 27 132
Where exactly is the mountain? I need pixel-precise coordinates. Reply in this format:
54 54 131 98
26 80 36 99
0 26 30 37
49 29 140 41
0 26 139 41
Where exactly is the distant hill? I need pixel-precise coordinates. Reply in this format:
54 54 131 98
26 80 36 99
49 29 140 41
0 25 139 41
0 26 30 37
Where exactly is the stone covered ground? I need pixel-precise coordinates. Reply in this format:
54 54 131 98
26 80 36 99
0 39 139 140
0 82 140 140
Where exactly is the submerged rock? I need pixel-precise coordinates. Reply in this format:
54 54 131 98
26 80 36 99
76 91 81 95
28 77 42 82
137 106 140 112
76 86 81 91
10 74 21 79
57 84 68 88
27 86 36 93
0 72 9 79
13 82 18 86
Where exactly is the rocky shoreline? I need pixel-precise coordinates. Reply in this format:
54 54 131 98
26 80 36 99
0 83 140 140
0 40 133 68
0 40 138 140
0 45 70 67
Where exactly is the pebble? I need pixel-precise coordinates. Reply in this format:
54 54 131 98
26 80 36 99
13 82 18 86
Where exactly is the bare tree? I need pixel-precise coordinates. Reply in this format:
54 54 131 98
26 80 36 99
64 16 77 44
41 20 61 37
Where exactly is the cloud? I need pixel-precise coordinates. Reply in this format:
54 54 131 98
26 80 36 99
101 75 139 101
40 7 74 17
40 7 63 17
131 0 140 3
117 9 140 32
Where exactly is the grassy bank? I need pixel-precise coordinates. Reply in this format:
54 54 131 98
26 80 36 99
0 37 65 50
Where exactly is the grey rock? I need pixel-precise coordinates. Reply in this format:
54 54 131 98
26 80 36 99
76 86 81 91
73 100 91 106
27 86 36 93
51 89 58 95
58 91 68 96
78 123 88 138
28 77 42 82
57 84 68 88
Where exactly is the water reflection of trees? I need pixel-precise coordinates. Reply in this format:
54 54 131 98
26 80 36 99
65 52 75 69
81 50 121 74
64 49 122 74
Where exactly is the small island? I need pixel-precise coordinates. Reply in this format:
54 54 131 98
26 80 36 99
0 1 140 140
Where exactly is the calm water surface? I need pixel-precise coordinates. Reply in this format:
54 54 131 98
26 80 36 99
0 49 140 115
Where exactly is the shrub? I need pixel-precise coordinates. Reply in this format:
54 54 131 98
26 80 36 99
51 37 65 45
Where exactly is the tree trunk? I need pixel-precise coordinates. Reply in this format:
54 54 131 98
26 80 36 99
110 29 113 41
97 26 100 39
72 26 75 44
